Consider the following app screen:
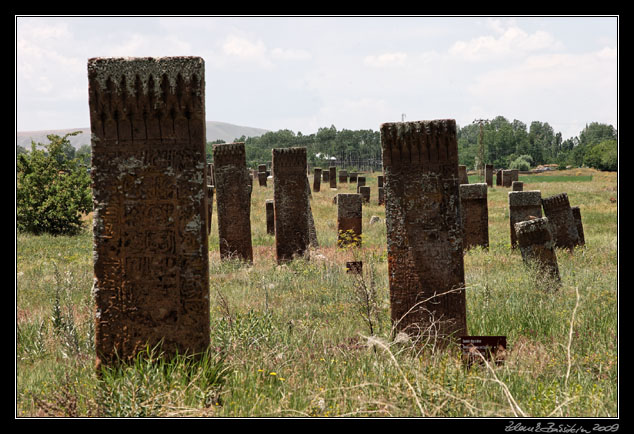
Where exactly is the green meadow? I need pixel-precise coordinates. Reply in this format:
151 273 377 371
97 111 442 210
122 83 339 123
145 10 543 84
16 168 618 418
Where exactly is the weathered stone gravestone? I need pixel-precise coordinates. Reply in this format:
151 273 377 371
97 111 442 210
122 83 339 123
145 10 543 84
313 168 322 192
571 206 586 246
458 165 469 184
258 171 267 187
273 147 310 263
514 217 561 284
512 181 524 191
207 163 215 187
502 170 513 187
459 183 489 250
485 165 493 187
265 199 274 235
337 193 362 248
349 172 358 183
322 168 329 183
496 170 502 186
339 169 348 183
541 193 580 250
329 166 337 189
508 190 542 248
381 119 467 341
378 186 385 205
258 164 267 173
377 175 384 188
305 176 319 248
359 185 371 203
356 176 366 193
213 142 253 263
88 56 210 370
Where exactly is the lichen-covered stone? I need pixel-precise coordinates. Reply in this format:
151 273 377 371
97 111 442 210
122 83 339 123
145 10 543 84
515 217 561 283
541 193 580 250
459 183 489 250
508 190 543 248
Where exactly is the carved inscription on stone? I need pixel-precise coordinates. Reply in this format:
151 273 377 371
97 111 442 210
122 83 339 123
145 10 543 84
213 142 253 263
88 56 210 370
273 147 310 263
381 119 467 341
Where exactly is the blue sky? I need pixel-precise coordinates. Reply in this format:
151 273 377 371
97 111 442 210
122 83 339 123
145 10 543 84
16 15 618 140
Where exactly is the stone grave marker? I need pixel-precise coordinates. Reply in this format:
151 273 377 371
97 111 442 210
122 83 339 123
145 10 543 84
359 185 371 203
571 206 585 246
508 190 542 248
381 119 467 341
329 166 337 189
541 193 580 250
515 217 561 284
337 193 362 248
265 199 274 235
339 169 348 183
213 142 253 263
458 165 469 184
88 56 210 370
313 168 322 192
485 164 493 187
459 183 489 250
273 147 310 263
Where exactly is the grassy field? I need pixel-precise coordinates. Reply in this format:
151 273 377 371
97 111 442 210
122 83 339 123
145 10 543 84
16 168 618 418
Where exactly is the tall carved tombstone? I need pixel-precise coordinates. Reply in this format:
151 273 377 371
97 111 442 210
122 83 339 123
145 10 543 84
258 171 268 187
273 147 310 263
213 142 253 263
541 193 580 250
508 190 542 248
381 119 467 341
496 170 502 186
485 164 493 187
313 168 322 192
515 217 561 284
459 183 489 250
329 166 337 189
265 199 275 235
337 193 362 248
88 56 210 370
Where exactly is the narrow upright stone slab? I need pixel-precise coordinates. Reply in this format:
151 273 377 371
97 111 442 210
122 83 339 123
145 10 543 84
273 148 310 263
206 185 214 235
571 206 586 246
356 176 366 193
485 165 493 187
265 199 274 235
337 193 362 248
359 185 371 203
541 193 580 250
339 169 348 183
496 170 502 186
213 142 253 263
88 56 209 370
502 170 513 187
515 217 561 283
508 190 542 248
313 168 322 192
207 163 215 187
258 171 267 187
322 169 329 183
378 186 385 205
458 165 469 184
381 119 467 340
329 166 337 189
377 175 384 188
459 183 489 250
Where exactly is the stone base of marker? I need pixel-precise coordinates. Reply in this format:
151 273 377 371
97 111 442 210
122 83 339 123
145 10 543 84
459 183 489 250
337 193 362 248
515 217 561 285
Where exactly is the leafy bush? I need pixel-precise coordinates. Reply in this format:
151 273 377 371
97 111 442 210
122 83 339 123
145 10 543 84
584 139 617 172
509 154 533 171
17 132 92 235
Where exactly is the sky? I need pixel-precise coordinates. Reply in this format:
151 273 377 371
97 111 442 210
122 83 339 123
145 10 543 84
15 15 618 141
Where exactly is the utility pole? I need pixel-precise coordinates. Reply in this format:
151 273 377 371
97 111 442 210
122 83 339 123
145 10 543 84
401 113 406 122
473 119 488 182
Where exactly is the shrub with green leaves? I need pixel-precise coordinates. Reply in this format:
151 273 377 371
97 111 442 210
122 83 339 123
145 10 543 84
17 132 92 235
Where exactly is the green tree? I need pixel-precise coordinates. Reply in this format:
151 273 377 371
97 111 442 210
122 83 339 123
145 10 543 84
17 132 92 235
584 139 617 171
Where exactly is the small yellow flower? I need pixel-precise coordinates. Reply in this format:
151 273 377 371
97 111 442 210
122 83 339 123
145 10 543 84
270 372 277 376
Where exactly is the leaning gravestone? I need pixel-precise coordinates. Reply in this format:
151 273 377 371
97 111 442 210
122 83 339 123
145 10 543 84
508 190 542 248
213 142 253 263
88 56 210 370
381 119 467 340
273 147 310 263
515 217 561 284
337 193 362 248
571 206 586 246
541 193 580 250
459 183 489 250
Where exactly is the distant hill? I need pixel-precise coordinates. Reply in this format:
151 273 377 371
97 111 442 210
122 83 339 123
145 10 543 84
16 121 269 150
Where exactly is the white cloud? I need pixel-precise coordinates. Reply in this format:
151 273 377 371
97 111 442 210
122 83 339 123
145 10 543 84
221 35 272 68
449 23 562 61
364 52 408 68
271 47 312 61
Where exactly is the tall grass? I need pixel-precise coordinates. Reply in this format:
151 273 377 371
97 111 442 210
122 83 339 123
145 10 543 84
16 168 618 418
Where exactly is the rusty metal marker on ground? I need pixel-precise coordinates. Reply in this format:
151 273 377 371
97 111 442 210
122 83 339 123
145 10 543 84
88 56 210 370
380 119 467 342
